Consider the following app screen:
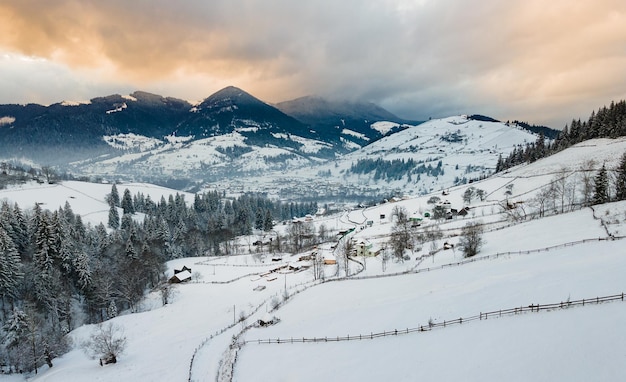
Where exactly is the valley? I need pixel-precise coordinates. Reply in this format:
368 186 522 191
0 136 624 381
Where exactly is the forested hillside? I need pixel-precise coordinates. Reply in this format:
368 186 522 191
0 182 316 374
498 100 626 171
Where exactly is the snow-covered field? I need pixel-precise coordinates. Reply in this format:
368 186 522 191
1 137 626 381
0 181 194 228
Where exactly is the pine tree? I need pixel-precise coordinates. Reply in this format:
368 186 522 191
615 153 626 201
110 184 120 207
121 189 135 215
72 250 91 291
263 210 274 231
125 240 137 259
11 203 29 257
0 227 23 302
34 213 54 274
593 163 609 205
255 208 264 230
108 200 120 229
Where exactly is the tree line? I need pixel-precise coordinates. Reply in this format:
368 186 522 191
497 100 626 172
0 183 316 374
349 158 444 181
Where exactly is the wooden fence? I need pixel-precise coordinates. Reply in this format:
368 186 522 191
240 293 625 346
344 235 623 283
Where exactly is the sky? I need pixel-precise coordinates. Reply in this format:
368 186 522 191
0 0 625 128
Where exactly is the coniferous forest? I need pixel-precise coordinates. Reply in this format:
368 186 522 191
497 100 626 172
0 184 316 373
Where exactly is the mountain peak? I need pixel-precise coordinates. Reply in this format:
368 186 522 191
204 86 256 102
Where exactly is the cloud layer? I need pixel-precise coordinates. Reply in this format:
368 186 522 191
1 0 625 127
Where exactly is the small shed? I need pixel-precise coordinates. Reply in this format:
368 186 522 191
323 253 337 265
169 270 191 283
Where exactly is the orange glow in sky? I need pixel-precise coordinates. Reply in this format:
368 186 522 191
1 0 625 127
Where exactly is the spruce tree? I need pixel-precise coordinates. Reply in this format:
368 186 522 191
108 200 120 229
11 203 29 257
0 227 23 302
121 189 135 215
255 208 264 230
263 210 274 231
615 153 626 201
593 163 609 205
110 184 120 207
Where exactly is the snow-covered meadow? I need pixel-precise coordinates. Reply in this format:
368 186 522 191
1 137 625 381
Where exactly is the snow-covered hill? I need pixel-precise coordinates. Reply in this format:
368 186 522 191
0 137 621 382
209 115 541 200
0 181 194 227
76 129 334 180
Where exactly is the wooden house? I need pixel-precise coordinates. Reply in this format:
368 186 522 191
169 270 191 283
323 253 337 265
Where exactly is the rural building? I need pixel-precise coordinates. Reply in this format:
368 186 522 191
169 270 191 283
355 240 380 257
323 253 337 265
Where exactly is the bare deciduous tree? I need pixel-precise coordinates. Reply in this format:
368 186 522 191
83 323 127 366
579 159 597 206
458 221 484 258
311 250 325 281
389 206 412 261
287 221 315 253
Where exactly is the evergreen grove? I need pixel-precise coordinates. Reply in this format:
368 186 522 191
497 100 626 172
0 186 316 373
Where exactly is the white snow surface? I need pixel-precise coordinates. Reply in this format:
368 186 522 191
341 128 370 141
2 137 626 381
0 181 193 227
0 116 15 126
103 133 163 151
370 121 400 135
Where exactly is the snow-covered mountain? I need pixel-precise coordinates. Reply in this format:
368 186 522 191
207 115 543 201
0 87 416 181
2 136 623 382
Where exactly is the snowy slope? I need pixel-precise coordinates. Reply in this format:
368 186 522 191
204 115 541 200
0 181 194 227
77 129 333 178
3 137 626 382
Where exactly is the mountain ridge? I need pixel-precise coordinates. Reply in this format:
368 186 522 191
0 86 412 168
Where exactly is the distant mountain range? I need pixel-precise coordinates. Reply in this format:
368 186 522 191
0 86 561 197
0 86 415 167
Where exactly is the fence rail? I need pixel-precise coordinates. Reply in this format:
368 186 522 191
240 292 625 346
343 235 624 283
